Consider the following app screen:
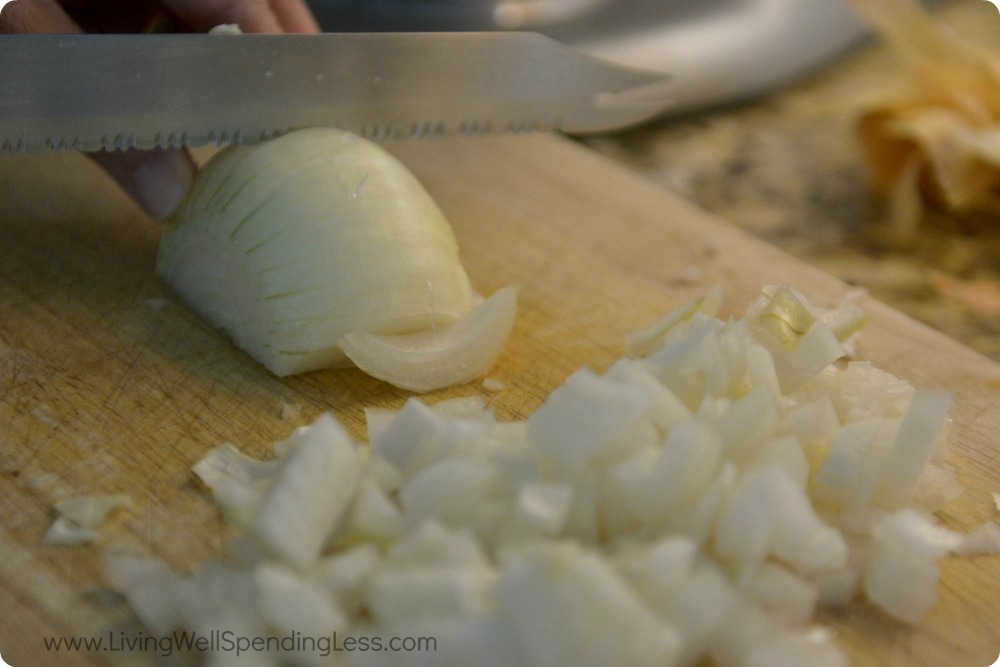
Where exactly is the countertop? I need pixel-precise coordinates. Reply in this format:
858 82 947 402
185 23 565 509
4 127 1000 667
2 10 1000 663
579 0 1000 361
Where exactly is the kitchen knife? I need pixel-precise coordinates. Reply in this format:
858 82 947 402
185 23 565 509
0 32 672 153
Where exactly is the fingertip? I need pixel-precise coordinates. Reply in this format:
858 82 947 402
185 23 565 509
0 0 80 34
92 148 195 222
270 0 321 33
156 0 320 34
132 149 196 221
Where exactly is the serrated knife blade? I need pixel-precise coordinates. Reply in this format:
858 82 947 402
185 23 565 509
0 32 672 153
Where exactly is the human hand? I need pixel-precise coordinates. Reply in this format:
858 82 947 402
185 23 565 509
0 0 320 221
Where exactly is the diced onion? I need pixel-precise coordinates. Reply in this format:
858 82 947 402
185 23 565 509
251 414 362 569
42 495 131 546
105 285 990 667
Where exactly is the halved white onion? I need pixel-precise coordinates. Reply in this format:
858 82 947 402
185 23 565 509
156 128 511 384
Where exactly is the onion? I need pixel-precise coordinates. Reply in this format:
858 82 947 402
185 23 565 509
338 286 518 393
625 284 724 357
192 443 278 529
482 377 506 393
875 389 954 509
53 495 132 528
496 543 682 667
102 551 187 636
863 509 960 624
42 495 131 546
255 562 347 654
345 477 406 543
157 128 515 390
311 543 381 617
953 522 1000 557
527 367 658 477
41 518 99 547
104 285 994 667
251 414 362 569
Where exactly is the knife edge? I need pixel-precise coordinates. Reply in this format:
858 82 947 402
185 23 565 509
0 32 672 154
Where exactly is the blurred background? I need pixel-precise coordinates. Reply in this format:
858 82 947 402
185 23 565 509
309 0 874 115
309 0 1000 362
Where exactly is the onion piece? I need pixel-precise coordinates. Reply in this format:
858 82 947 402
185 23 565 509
952 522 1000 557
338 286 517 393
750 286 817 352
41 518 98 547
370 397 494 481
251 414 362 569
399 459 497 526
157 128 475 377
192 443 279 529
527 367 657 477
745 562 819 626
497 543 683 667
42 495 132 546
311 544 381 617
482 377 506 392
255 563 347 642
54 494 131 529
875 389 954 509
654 563 740 666
102 551 188 636
345 477 406 543
863 509 961 624
626 284 724 357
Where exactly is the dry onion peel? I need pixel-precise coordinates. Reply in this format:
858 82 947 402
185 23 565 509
851 0 1000 233
104 286 999 667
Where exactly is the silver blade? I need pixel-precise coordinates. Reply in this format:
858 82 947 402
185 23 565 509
0 32 671 153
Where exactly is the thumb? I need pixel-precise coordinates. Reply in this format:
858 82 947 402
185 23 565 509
88 148 196 222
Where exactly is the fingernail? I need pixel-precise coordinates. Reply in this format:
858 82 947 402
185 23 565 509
130 149 194 221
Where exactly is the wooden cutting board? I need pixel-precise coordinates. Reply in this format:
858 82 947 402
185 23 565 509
0 133 997 667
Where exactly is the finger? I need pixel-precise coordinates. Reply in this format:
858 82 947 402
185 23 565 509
0 0 80 33
88 148 196 222
157 0 284 33
268 0 320 33
0 2 195 221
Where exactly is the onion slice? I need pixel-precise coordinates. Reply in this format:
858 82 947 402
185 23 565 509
42 495 132 546
338 286 518 393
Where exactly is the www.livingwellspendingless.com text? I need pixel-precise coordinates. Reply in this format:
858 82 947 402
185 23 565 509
42 629 437 658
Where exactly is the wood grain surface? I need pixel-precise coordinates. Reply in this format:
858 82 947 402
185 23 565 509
0 133 997 667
